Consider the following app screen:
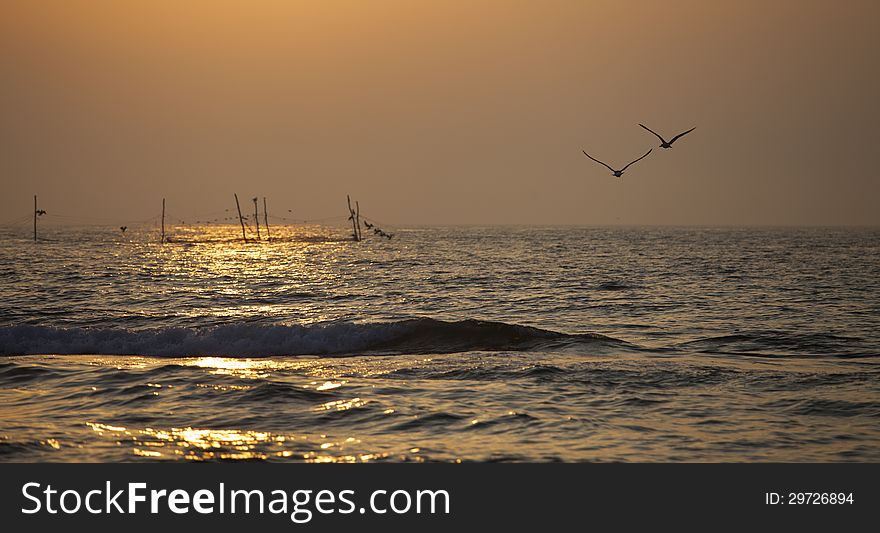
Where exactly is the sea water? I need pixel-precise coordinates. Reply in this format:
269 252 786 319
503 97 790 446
1 225 878 461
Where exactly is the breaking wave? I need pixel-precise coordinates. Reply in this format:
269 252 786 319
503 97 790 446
0 318 628 357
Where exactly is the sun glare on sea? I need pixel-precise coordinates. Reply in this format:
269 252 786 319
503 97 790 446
85 422 390 462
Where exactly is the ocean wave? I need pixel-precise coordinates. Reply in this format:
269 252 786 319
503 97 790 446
675 331 877 358
0 319 626 357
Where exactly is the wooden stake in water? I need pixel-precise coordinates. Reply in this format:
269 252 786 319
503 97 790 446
263 197 270 240
161 198 166 243
253 197 261 240
234 193 247 242
355 201 362 241
347 195 359 242
33 195 37 242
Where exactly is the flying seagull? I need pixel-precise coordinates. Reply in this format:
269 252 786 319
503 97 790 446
639 124 695 149
582 149 652 177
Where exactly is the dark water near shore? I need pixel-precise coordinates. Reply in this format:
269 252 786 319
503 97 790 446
1 225 879 461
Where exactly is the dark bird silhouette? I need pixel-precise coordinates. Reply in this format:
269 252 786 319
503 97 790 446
582 149 652 177
639 124 695 149
36 209 46 216
120 226 127 233
364 221 374 229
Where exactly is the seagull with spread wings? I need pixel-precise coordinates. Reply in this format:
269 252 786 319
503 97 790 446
582 149 652 177
639 124 695 149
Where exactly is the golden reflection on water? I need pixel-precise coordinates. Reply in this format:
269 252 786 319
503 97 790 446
301 452 389 463
85 422 389 462
182 357 337 379
315 380 345 391
184 357 271 379
89 357 384 461
136 223 351 325
317 398 367 411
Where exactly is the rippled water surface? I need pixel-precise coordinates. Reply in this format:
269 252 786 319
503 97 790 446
1 225 878 461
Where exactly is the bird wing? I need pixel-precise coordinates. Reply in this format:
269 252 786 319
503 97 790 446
639 124 667 144
621 149 653 171
583 150 616 172
669 127 696 144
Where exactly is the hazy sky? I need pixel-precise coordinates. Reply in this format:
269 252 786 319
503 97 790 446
1 0 878 226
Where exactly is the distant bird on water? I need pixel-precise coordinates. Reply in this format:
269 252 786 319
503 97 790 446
582 149 652 177
639 124 695 149
120 226 127 233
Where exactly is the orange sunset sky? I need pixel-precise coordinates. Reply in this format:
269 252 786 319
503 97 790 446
1 0 878 225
